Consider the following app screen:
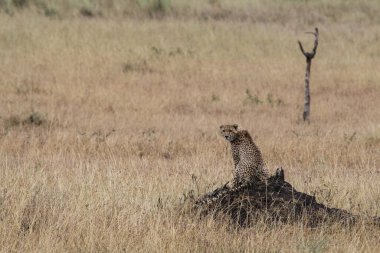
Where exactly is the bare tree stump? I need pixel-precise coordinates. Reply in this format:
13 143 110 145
298 27 319 122
193 168 380 227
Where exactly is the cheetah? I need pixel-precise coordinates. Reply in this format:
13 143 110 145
194 124 269 208
220 124 269 187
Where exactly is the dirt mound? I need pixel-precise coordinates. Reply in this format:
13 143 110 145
194 168 380 227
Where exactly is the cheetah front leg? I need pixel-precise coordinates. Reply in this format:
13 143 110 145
232 163 247 188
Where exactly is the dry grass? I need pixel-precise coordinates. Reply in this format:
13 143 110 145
1 1 380 252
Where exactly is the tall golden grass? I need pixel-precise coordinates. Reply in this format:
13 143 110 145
1 1 380 252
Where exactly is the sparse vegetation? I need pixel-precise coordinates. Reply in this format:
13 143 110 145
266 93 283 106
244 89 262 105
211 94 220 102
3 112 46 130
0 0 380 252
123 60 152 74
23 111 45 126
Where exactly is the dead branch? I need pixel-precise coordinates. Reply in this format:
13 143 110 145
298 27 319 121
298 27 319 60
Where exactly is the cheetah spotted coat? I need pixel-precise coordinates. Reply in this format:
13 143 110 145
220 124 269 187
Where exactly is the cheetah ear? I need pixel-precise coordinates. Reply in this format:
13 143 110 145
232 124 238 130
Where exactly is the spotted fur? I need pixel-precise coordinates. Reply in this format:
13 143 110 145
220 124 269 187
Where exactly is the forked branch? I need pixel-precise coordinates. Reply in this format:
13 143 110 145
298 27 319 122
298 27 319 60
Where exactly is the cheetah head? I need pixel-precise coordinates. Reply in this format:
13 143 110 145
219 124 239 142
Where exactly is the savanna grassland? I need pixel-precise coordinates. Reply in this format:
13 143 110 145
1 0 380 252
